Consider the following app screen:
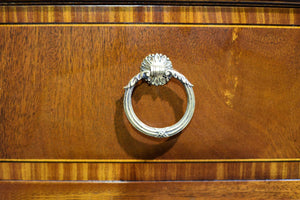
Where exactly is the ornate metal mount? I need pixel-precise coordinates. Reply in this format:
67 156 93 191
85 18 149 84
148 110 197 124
124 53 195 138
141 53 173 86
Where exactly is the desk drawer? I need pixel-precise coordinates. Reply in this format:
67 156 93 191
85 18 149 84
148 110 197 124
0 4 299 183
1 25 299 160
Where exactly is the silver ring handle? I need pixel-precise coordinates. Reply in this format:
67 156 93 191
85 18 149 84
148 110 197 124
123 53 195 138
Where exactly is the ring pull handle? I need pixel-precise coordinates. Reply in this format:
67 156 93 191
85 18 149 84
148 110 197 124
123 53 195 138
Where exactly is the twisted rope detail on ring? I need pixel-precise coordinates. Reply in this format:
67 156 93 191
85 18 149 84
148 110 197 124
155 128 169 138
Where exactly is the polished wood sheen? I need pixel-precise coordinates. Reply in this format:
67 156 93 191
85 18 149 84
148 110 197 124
0 6 299 25
0 161 300 180
0 2 299 198
0 25 299 160
0 181 299 200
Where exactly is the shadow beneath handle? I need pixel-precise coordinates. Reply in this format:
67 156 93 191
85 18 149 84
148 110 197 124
114 82 184 159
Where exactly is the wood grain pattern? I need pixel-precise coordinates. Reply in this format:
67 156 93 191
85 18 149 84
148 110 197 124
0 25 299 160
0 5 300 194
0 180 299 200
0 161 299 180
0 6 299 25
1 0 300 7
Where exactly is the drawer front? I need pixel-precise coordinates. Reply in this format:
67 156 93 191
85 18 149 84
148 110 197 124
0 4 299 183
1 25 299 160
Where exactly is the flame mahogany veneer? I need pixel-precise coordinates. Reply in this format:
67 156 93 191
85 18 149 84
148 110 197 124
0 2 299 199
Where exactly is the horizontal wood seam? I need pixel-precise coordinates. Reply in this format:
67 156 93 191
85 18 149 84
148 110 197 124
1 159 300 163
0 2 300 8
0 24 300 28
0 179 299 183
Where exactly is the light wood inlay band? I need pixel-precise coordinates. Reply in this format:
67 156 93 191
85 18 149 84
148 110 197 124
0 6 299 25
0 162 299 181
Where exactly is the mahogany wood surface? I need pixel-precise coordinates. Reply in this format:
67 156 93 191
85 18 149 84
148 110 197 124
0 5 299 199
0 180 299 200
1 0 300 8
0 161 300 181
0 6 299 25
0 25 299 160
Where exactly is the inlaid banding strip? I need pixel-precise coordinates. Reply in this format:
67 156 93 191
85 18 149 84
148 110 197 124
0 6 299 25
0 162 299 181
